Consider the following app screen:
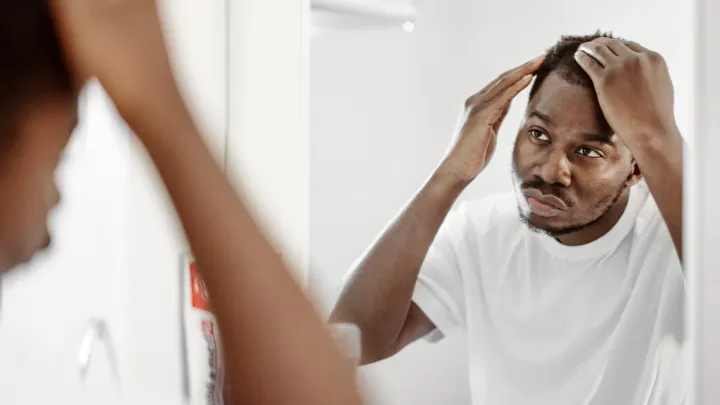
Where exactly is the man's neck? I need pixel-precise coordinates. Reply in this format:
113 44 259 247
556 191 631 246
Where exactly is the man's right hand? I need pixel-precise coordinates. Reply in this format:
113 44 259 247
439 55 545 183
332 55 544 365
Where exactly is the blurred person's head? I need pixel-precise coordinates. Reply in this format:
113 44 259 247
0 2 79 273
511 32 643 244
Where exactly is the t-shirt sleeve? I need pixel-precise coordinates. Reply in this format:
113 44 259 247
412 204 470 343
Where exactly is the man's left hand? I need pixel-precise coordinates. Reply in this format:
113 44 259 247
576 37 684 262
574 38 680 148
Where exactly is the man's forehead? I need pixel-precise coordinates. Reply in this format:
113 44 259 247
527 73 612 135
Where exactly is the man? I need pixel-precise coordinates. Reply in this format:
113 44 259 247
0 2 362 405
331 33 684 405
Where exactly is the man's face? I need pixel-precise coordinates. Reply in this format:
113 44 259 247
0 93 78 273
512 72 639 236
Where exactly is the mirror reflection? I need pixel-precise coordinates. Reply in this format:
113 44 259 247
311 1 692 404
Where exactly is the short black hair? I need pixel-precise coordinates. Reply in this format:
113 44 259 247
529 31 619 100
0 2 72 142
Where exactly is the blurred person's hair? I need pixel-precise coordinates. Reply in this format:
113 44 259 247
529 31 619 100
0 2 72 150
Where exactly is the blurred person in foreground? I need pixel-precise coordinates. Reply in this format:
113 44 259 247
0 1 362 405
332 32 684 405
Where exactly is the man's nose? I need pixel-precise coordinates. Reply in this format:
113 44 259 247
532 150 571 187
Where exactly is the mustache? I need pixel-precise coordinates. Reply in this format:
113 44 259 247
520 179 575 208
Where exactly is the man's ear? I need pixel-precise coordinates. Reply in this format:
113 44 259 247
625 159 643 187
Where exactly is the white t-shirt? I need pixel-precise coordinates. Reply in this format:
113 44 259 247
412 182 685 405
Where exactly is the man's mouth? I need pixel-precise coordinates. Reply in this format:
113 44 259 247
522 188 568 217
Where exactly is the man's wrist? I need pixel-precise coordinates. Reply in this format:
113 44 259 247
430 161 474 196
624 124 683 161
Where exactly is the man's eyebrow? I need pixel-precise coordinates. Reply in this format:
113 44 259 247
581 133 617 147
528 110 554 125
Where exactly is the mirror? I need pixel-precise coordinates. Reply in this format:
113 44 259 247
309 0 693 404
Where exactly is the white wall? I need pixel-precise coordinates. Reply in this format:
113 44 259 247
226 0 310 280
309 0 694 404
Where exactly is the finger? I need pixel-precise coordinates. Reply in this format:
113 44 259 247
623 40 651 53
574 50 603 81
486 74 532 123
577 42 615 67
482 55 545 99
592 37 632 56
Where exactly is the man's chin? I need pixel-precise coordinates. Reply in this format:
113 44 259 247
519 210 577 237
515 196 567 235
522 213 557 235
520 210 601 238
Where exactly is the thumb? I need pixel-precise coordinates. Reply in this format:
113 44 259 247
574 50 603 82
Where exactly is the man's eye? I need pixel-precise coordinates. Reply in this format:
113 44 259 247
529 129 550 142
577 147 602 158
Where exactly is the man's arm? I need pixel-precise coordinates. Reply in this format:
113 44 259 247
575 38 683 260
625 131 683 260
330 168 467 364
330 56 545 364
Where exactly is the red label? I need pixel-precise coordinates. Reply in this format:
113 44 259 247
190 261 211 311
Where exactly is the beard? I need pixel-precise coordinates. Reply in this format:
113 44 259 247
511 171 628 238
